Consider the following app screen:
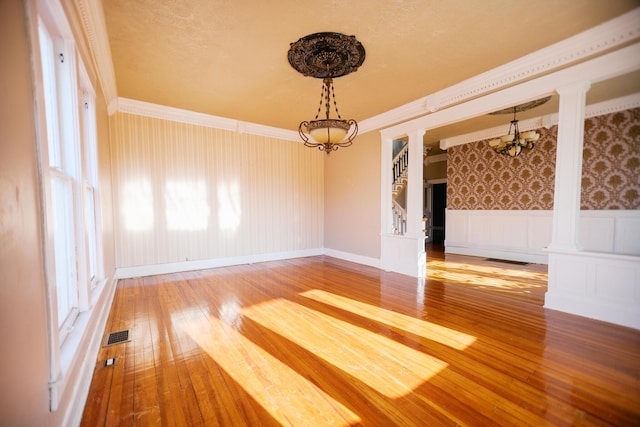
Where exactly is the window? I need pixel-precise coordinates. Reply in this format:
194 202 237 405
38 14 82 335
31 0 105 410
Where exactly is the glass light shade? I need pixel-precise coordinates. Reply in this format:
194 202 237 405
520 130 537 140
501 134 515 142
307 119 350 144
508 145 522 157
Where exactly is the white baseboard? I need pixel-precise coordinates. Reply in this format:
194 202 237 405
445 244 548 264
323 248 380 268
115 248 324 278
62 275 118 427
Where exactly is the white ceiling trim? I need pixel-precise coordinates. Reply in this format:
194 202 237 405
360 7 640 134
75 0 118 108
381 42 640 141
439 92 640 149
116 98 300 142
78 2 638 143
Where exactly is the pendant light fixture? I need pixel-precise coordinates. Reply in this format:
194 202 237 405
488 97 551 157
288 32 365 154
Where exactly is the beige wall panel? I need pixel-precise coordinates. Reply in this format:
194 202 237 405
0 0 55 424
111 113 323 267
324 131 381 259
96 85 116 277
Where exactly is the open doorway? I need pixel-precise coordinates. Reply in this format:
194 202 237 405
432 183 447 244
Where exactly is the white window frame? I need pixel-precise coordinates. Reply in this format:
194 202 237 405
28 0 105 411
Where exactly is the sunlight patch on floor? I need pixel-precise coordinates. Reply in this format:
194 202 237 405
179 316 361 426
426 259 547 293
242 298 448 399
301 289 476 350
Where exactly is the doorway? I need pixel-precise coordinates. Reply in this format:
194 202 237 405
432 183 447 244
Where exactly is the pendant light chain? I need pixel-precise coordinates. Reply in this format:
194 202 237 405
329 79 343 120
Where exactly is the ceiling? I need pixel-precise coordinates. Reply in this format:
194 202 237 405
102 0 640 149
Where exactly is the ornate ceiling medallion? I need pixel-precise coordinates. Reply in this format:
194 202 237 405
288 32 365 154
288 32 366 78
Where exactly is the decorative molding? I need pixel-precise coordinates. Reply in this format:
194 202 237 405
428 8 640 111
546 250 640 329
359 97 429 134
364 8 640 134
74 0 118 107
116 98 300 141
440 92 640 149
115 249 323 279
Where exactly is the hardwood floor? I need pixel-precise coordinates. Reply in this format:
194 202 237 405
426 243 548 305
81 253 640 426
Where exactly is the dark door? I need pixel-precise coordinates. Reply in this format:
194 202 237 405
432 183 447 243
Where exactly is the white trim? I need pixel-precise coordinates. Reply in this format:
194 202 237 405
74 0 118 106
61 276 118 427
426 178 447 185
445 245 548 265
425 153 448 164
440 92 640 149
360 8 640 133
78 5 639 138
115 248 324 279
323 248 380 268
382 43 640 139
116 98 300 141
545 249 640 329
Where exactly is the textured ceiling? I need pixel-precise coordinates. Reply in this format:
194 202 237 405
102 0 639 145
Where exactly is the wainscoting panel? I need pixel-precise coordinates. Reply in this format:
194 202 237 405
446 210 552 263
446 209 640 263
110 113 323 268
547 250 640 329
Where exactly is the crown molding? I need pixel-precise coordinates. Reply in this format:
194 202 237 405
78 2 638 143
74 0 118 106
116 98 300 141
439 92 640 149
362 7 640 134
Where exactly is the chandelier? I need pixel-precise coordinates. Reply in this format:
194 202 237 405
488 97 551 157
288 32 365 154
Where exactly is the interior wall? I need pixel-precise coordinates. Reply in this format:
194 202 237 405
97 86 116 277
447 127 557 210
110 113 324 268
0 1 117 424
425 160 447 181
447 108 639 210
581 107 639 209
0 1 51 424
324 130 381 260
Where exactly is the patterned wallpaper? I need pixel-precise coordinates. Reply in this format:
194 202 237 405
447 127 557 210
581 108 639 209
447 107 639 210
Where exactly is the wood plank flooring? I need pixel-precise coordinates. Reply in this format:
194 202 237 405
81 253 640 426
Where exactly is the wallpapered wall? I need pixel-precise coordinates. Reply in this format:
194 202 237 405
447 108 639 210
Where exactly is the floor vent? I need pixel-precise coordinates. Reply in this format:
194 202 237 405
485 258 529 266
104 330 130 347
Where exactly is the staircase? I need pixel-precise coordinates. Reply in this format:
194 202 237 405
391 144 408 235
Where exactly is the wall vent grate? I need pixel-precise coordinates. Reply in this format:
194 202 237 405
485 258 529 266
104 330 130 347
